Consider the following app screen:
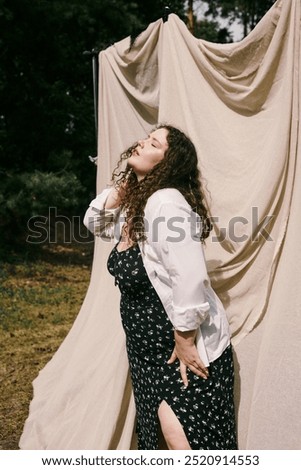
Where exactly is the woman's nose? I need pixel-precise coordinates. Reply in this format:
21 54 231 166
138 139 144 148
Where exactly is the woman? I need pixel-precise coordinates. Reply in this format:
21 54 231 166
84 125 237 450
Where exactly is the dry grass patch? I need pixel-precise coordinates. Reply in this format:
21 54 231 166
0 242 93 449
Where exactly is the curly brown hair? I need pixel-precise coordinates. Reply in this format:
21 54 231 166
111 125 212 243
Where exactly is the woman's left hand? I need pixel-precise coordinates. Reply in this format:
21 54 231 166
167 330 209 387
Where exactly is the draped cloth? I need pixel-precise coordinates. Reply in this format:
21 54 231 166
19 0 301 450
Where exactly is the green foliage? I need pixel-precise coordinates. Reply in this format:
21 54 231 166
10 170 83 214
135 0 185 23
0 0 147 251
0 0 147 173
204 0 276 36
0 0 277 254
0 170 84 244
194 19 233 42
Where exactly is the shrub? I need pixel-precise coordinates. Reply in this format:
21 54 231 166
0 170 86 249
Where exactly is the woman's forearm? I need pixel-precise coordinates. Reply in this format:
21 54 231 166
174 329 197 346
104 187 122 209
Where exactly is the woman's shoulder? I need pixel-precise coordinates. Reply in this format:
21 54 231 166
147 188 186 205
145 189 190 215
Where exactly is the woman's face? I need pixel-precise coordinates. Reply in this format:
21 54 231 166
128 128 169 181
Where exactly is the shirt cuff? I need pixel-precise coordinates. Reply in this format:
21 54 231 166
170 302 210 331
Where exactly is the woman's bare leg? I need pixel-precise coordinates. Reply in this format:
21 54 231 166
158 400 191 450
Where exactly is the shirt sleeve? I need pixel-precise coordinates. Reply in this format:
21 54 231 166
83 187 122 240
147 200 210 332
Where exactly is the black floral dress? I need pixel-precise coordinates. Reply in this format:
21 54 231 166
107 243 237 450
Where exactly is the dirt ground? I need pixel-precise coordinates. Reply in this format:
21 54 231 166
0 240 94 449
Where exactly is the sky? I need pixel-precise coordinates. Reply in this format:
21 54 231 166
222 18 244 42
193 1 244 42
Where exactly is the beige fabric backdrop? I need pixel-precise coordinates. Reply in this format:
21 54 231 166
20 0 301 450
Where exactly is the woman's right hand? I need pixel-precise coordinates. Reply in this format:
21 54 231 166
167 330 209 387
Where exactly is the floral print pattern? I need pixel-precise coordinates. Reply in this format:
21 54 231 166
107 244 237 450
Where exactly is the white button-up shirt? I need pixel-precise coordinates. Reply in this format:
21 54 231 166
84 187 230 366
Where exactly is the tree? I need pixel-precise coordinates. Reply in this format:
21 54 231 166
204 0 277 37
0 1 185 177
0 0 145 173
195 19 232 42
0 0 273 253
0 0 141 250
186 0 233 42
0 0 188 252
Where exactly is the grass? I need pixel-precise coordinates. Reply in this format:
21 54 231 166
0 239 94 450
